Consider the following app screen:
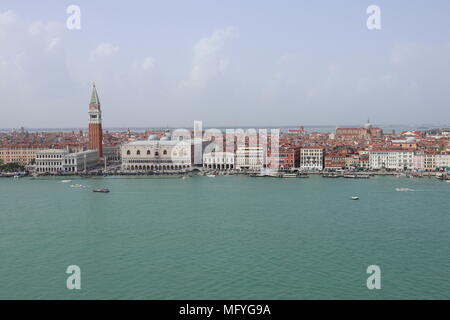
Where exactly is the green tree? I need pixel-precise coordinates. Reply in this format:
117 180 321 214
0 162 25 172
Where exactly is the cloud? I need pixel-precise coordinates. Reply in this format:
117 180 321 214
141 56 156 71
28 21 59 36
390 43 423 66
180 26 238 91
0 10 16 26
90 42 120 61
0 10 17 38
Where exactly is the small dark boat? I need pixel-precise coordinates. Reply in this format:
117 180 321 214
93 188 110 193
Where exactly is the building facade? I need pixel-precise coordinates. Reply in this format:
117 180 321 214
266 148 299 169
300 147 324 171
203 152 235 170
435 153 450 170
35 149 98 173
62 150 98 173
324 151 346 170
0 145 47 165
424 152 437 171
369 150 414 170
235 147 266 170
121 134 192 171
103 145 121 162
35 149 69 173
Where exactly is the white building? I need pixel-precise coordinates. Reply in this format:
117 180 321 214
203 152 235 170
369 150 414 170
300 148 324 171
235 147 265 170
435 153 450 170
413 152 425 171
121 133 192 171
62 150 98 173
35 149 68 173
35 149 98 173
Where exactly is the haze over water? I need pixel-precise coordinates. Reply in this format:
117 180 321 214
0 175 449 299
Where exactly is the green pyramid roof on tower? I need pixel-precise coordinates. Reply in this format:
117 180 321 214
90 83 100 105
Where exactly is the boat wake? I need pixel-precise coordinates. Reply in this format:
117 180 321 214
395 188 415 192
70 184 85 188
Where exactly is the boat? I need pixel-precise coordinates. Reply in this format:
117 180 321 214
92 188 110 193
351 196 359 200
206 174 216 177
71 184 84 188
280 173 298 178
61 180 72 183
395 188 414 192
323 173 342 178
344 174 370 179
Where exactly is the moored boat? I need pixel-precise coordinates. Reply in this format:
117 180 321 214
92 188 110 193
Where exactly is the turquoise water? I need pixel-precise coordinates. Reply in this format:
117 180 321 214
0 175 449 299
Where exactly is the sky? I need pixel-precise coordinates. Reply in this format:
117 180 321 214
0 0 449 128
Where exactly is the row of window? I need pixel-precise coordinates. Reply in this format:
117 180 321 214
124 159 190 164
37 154 65 159
126 150 166 156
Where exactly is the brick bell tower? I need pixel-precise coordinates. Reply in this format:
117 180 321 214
88 83 103 159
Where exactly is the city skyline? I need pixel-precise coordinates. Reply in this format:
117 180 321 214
1 1 450 128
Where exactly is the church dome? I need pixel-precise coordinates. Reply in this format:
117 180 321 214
161 132 172 141
160 136 171 141
364 120 372 129
148 135 160 141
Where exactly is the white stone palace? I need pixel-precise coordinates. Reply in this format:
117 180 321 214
120 132 193 171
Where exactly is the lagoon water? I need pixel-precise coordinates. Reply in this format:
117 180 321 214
0 175 449 299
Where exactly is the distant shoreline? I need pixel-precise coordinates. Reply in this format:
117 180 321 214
1 124 449 133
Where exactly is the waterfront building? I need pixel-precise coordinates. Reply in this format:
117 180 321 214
266 148 299 169
35 149 98 173
413 152 425 171
324 151 347 170
35 149 69 173
368 149 414 170
62 150 98 173
345 154 360 169
235 147 266 170
103 145 121 162
300 147 324 171
435 153 450 170
88 83 103 159
0 145 47 165
424 152 437 171
359 154 370 169
203 151 235 170
120 133 192 171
